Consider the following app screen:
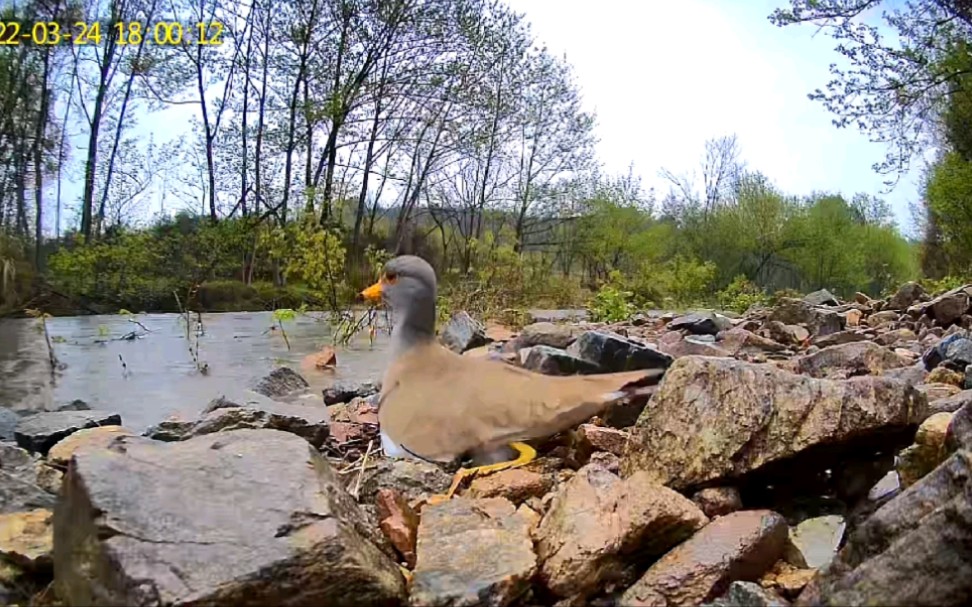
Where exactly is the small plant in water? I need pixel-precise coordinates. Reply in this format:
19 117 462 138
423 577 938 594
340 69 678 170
272 308 296 350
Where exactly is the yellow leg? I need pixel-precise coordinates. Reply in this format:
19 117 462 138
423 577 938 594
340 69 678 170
426 442 537 504
399 565 413 586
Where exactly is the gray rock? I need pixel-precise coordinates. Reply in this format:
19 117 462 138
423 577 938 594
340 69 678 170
14 410 122 456
439 311 488 354
250 366 309 399
54 429 405 606
923 334 972 370
0 443 55 514
946 400 972 453
784 515 845 569
668 311 730 336
355 458 452 506
794 341 908 379
323 380 379 405
704 581 790 607
881 363 928 387
769 298 844 337
867 470 901 502
945 337 972 368
566 330 673 373
811 330 870 349
966 364 972 390
929 290 971 326
521 345 601 376
410 497 536 607
926 389 972 417
518 322 577 349
797 450 972 606
888 281 926 311
56 399 91 412
804 289 839 307
185 393 330 447
142 417 195 442
0 407 21 441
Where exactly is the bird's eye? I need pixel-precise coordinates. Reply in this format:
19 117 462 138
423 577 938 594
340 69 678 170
385 272 398 284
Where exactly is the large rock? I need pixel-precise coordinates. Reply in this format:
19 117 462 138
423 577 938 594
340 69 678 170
0 408 21 441
322 380 379 406
440 311 489 354
888 281 926 311
46 425 134 468
521 345 601 376
250 366 310 399
929 290 971 326
796 449 972 606
410 497 535 607
0 508 52 570
784 515 845 570
946 400 972 452
535 465 709 599
803 289 839 307
0 444 55 514
517 322 577 349
896 412 954 487
704 581 791 607
794 341 908 379
620 510 789 606
566 330 673 373
54 429 405 606
14 410 122 456
183 394 330 447
668 311 731 336
621 356 925 490
769 299 844 337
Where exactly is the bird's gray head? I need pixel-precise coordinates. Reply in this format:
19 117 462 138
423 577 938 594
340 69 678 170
361 255 437 313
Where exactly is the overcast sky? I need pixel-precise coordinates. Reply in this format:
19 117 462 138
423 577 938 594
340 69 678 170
503 0 926 232
63 0 926 234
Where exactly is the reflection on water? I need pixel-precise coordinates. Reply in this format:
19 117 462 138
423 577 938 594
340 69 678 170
0 311 391 432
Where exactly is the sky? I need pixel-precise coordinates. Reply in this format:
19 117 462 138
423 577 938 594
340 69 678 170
500 0 926 233
61 0 926 235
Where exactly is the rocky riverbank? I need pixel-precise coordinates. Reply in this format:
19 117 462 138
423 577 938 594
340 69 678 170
2 282 971 605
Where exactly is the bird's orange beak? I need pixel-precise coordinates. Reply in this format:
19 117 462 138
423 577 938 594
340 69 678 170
360 280 384 302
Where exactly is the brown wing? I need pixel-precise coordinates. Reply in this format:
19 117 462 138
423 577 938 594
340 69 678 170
378 342 658 461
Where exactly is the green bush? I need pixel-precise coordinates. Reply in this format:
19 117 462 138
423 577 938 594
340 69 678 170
717 275 769 313
587 271 635 322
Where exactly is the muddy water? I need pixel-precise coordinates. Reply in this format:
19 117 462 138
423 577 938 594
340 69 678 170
0 311 393 432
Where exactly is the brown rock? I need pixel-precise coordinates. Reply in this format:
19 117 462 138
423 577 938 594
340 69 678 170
874 327 917 346
658 336 732 358
796 450 972 606
928 389 972 418
535 465 709 599
620 510 789 606
927 366 965 387
867 310 900 327
376 488 419 568
718 328 788 356
888 281 926 311
410 497 536 607
794 341 908 379
916 382 962 403
0 508 52 570
896 412 954 487
768 299 844 336
930 290 970 325
761 561 816 599
761 321 809 346
845 308 862 327
46 425 134 468
301 346 337 370
622 356 924 490
692 487 743 518
576 424 630 456
467 468 553 505
810 330 870 349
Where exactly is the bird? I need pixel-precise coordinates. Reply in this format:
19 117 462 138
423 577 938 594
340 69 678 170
360 254 663 500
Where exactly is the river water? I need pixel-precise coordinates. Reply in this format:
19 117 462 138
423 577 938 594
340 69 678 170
0 308 588 433
0 311 393 432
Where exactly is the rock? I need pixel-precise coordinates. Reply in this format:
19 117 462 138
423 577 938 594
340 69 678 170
761 321 809 346
896 412 954 487
946 400 972 452
796 449 972 606
620 510 789 606
882 363 928 387
621 356 924 490
845 309 862 328
804 289 839 307
323 380 379 405
658 335 733 358
356 459 453 505
250 366 310 398
868 310 900 327
944 337 972 368
518 322 577 349
535 465 709 599
54 429 405 606
794 341 908 379
180 395 331 448
376 488 419 568
810 330 870 349
301 346 337 370
440 311 489 354
692 487 743 518
0 408 20 442
717 328 788 355
916 382 962 403
142 415 195 441
521 345 601 375
769 298 844 337
0 508 52 570
703 581 790 607
888 281 926 310
929 291 970 325
0 444 55 514
328 397 379 425
35 464 62 494
921 333 963 369
784 515 845 569
874 327 917 346
410 497 535 607
771 567 816 599
566 330 673 373
467 469 552 505
56 399 91 412
46 425 134 468
576 424 630 456
668 311 731 336
967 364 972 390
927 366 965 386
867 470 901 501
13 410 122 456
